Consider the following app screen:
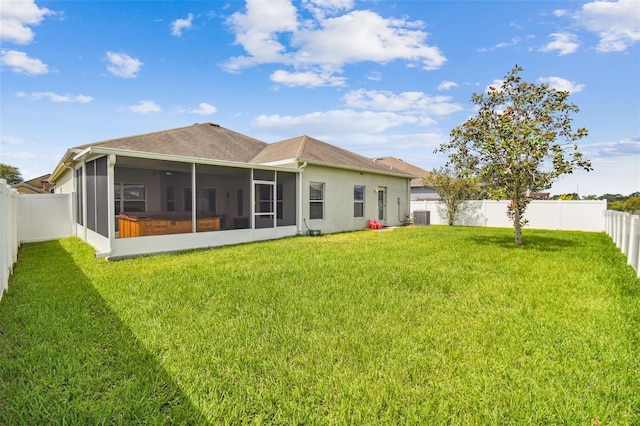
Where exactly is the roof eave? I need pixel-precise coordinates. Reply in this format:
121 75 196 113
66 146 303 173
270 157 416 179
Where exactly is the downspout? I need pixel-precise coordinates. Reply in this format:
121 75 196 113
297 161 308 235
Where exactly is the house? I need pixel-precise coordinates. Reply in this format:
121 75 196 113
49 123 414 258
12 174 54 194
373 157 438 201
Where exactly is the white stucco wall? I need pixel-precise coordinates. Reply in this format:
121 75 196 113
54 168 74 194
301 164 410 234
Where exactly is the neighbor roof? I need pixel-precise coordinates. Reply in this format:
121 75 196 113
373 157 431 187
12 173 53 194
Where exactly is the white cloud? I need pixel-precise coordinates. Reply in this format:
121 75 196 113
0 0 53 44
485 79 504 93
540 32 580 55
189 102 217 115
0 49 47 75
0 135 24 145
302 0 354 20
224 1 445 79
8 151 37 160
105 51 143 78
253 109 418 136
575 0 640 52
538 76 585 93
126 100 162 113
225 0 298 71
270 69 346 87
171 13 194 37
438 81 458 91
16 91 93 103
553 9 569 17
343 89 462 116
292 10 446 70
479 37 521 52
367 71 382 81
585 136 640 157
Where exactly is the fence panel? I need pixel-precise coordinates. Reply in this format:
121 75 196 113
19 194 73 243
1 190 74 300
410 199 607 231
0 180 20 301
606 210 640 277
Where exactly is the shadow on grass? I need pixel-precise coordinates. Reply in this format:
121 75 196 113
0 240 206 424
468 232 579 252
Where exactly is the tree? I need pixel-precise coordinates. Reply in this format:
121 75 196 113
437 65 592 244
0 163 23 184
423 167 481 226
551 193 579 200
623 196 640 214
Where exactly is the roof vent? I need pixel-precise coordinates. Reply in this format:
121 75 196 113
208 122 220 127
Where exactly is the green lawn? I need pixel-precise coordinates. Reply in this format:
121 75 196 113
1 226 639 424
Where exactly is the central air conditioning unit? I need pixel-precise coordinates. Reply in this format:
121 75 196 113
413 210 430 226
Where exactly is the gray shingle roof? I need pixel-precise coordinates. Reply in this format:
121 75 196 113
72 123 411 176
75 123 268 163
373 157 429 186
253 135 397 173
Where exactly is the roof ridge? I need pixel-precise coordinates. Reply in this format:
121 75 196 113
75 122 221 149
296 135 310 158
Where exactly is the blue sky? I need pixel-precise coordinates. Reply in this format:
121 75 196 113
1 0 639 196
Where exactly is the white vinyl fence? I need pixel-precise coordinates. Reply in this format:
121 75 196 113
606 210 640 277
0 186 73 301
411 199 607 232
0 180 19 300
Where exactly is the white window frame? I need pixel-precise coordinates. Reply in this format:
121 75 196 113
309 182 324 219
354 185 365 218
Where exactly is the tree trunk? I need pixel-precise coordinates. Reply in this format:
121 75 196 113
514 222 523 245
513 203 523 245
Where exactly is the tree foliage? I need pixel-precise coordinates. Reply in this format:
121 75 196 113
437 65 592 244
0 163 23 185
608 196 640 214
423 168 481 226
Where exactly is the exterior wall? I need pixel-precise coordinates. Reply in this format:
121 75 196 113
54 168 74 194
302 164 410 234
110 226 297 258
411 199 607 232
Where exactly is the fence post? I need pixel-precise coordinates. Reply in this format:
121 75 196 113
628 216 639 273
621 213 630 255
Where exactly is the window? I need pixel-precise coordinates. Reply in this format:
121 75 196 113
166 186 175 212
354 185 365 218
115 183 146 215
309 182 324 219
256 184 273 214
185 188 217 212
198 188 216 213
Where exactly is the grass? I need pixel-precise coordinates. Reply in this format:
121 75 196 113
0 226 639 424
